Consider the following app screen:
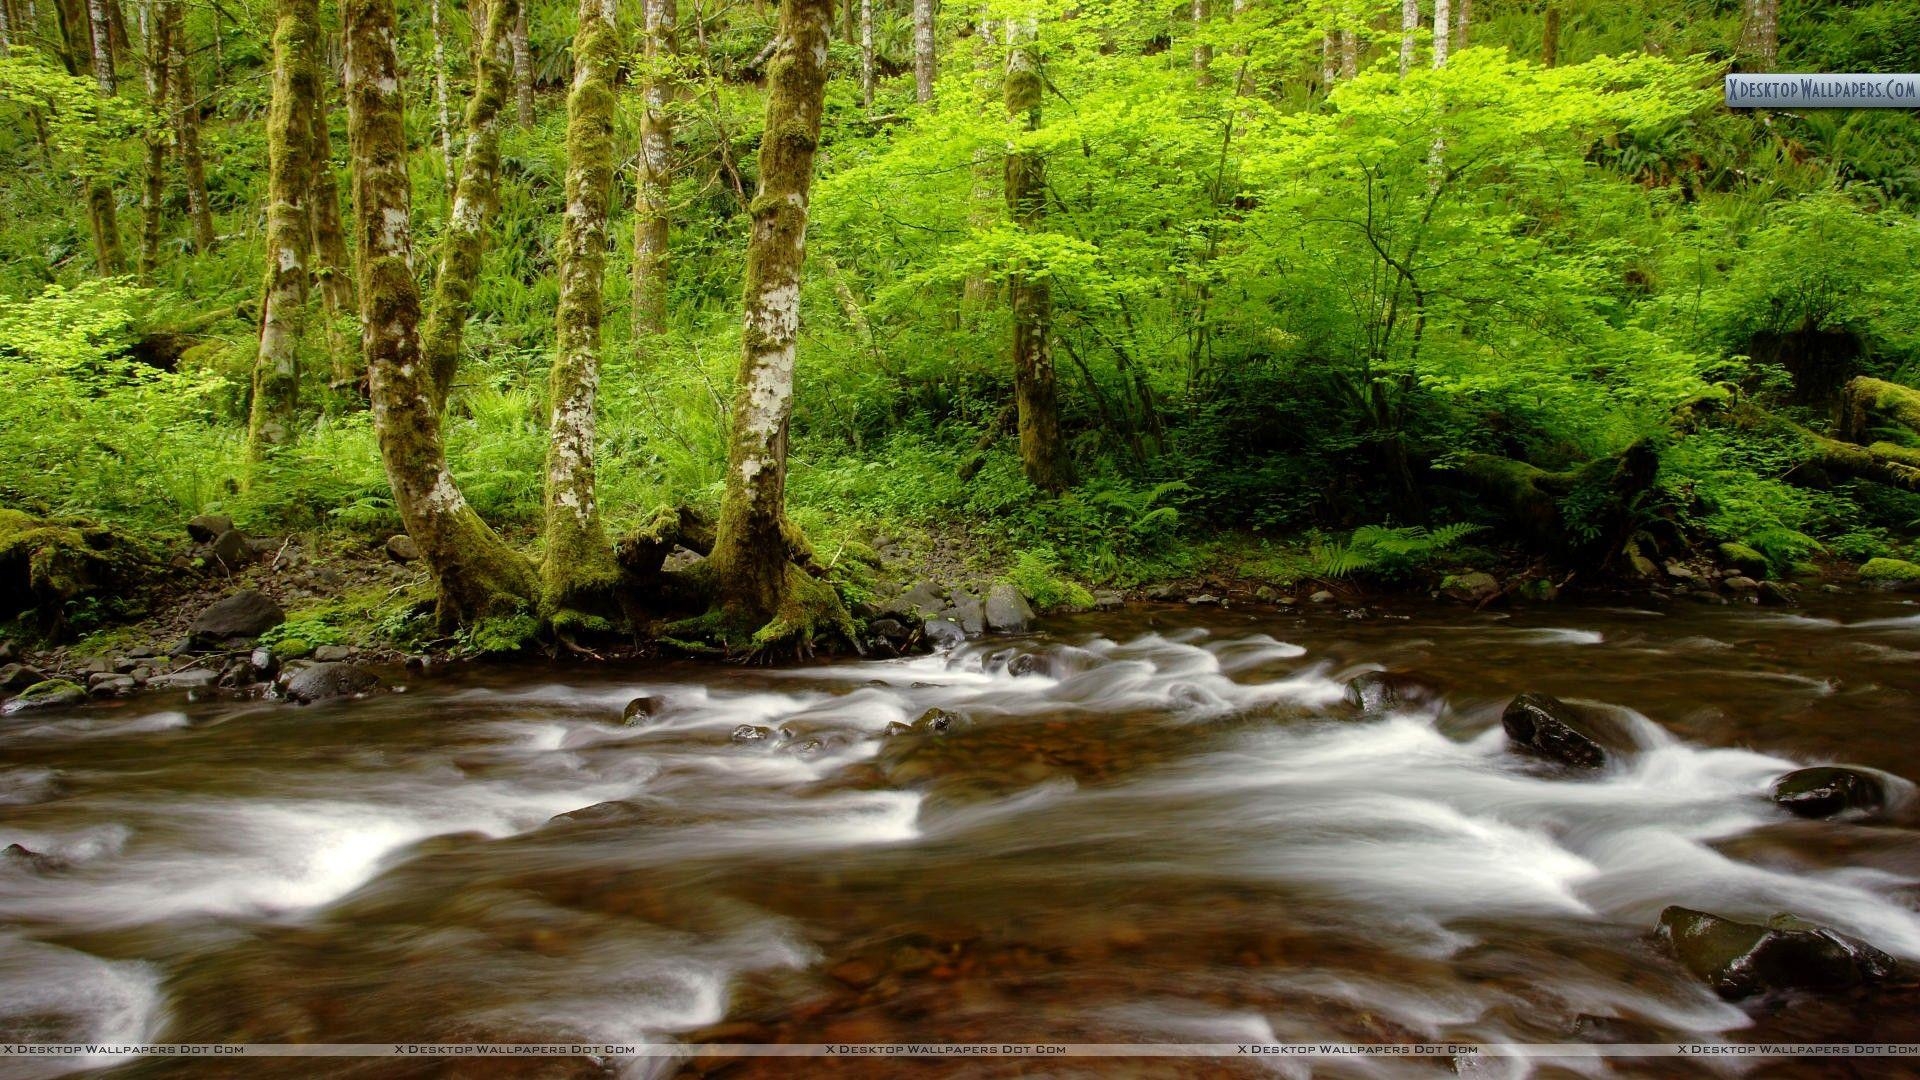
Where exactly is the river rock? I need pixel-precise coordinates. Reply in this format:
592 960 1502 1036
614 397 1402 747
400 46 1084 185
1771 766 1888 820
886 580 947 618
922 618 965 649
249 647 279 679
1723 575 1760 595
186 513 233 543
868 618 909 644
87 673 136 697
148 668 218 691
1309 590 1335 604
1657 906 1898 1000
0 663 42 692
912 707 963 735
209 527 255 566
1756 580 1797 606
278 662 381 704
1860 557 1920 591
622 695 663 725
1440 572 1500 604
1343 671 1443 715
1093 591 1124 611
985 583 1035 632
189 589 285 644
384 534 421 562
312 645 352 663
946 591 987 635
1 843 62 873
1 679 86 714
1501 692 1611 769
730 724 773 744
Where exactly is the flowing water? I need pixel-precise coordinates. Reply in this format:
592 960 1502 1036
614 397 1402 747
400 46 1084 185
5 597 1920 1078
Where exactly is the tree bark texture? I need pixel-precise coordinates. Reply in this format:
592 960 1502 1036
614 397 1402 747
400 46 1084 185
164 0 215 251
137 0 168 280
913 0 933 104
631 0 675 339
1005 20 1067 493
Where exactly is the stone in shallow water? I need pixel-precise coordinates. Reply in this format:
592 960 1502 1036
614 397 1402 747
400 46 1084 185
278 662 381 704
730 724 773 744
912 708 963 735
1771 766 1887 820
1656 906 1898 1000
922 618 965 649
1 679 86 715
985 583 1035 632
1501 691 1609 769
622 695 662 725
1342 670 1443 715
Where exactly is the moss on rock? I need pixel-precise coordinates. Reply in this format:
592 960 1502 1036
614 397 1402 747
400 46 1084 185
1860 557 1920 587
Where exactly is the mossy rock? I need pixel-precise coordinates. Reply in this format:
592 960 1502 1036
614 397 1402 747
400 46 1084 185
0 509 149 638
1717 542 1769 576
1 678 86 714
1859 558 1920 590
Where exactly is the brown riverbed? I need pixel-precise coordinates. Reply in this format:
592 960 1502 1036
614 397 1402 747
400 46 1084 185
3 596 1919 1079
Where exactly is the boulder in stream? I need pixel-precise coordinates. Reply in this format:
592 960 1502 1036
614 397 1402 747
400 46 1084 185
622 695 663 725
1 679 86 714
278 662 381 704
1771 766 1888 820
1657 906 1898 1000
985 583 1035 632
1501 692 1612 770
1342 671 1444 715
945 591 987 636
922 618 965 649
912 707 964 735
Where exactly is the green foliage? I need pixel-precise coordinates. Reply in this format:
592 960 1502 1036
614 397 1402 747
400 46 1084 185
1005 547 1097 612
1308 523 1480 581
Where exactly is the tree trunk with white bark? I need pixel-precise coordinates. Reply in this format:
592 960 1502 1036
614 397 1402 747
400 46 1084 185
632 0 675 339
858 0 872 108
512 1 532 125
344 0 537 630
137 0 167 279
1399 0 1417 76
1738 0 1777 72
913 0 933 104
1192 0 1211 88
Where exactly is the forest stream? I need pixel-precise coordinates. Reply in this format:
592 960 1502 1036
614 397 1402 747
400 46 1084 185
4 598 1920 1079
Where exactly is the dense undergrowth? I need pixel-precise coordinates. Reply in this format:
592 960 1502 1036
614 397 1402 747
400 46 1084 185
6 0 1920 645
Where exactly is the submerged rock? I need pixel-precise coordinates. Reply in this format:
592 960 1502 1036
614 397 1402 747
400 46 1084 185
1342 671 1444 715
189 589 285 645
278 662 381 704
1 679 86 714
0 843 61 873
730 724 774 744
1771 766 1888 820
985 583 1035 632
1657 906 1898 1000
1501 692 1610 770
912 707 963 735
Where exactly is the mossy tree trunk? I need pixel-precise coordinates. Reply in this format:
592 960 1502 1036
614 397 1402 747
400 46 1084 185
706 0 839 631
430 0 454 178
961 14 995 311
912 0 933 104
344 0 537 629
423 0 517 408
245 0 318 463
308 74 357 390
541 0 622 618
631 0 675 341
164 0 215 252
512 1 532 126
1542 6 1560 68
136 0 168 280
1004 21 1067 493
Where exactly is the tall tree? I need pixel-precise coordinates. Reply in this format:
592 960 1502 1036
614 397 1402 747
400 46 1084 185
542 0 621 615
1399 0 1417 76
423 0 517 405
1433 0 1450 65
632 0 675 338
1738 0 1777 72
430 0 454 177
163 0 214 251
245 0 319 460
1455 0 1469 48
1191 0 1211 88
512 0 532 124
65 0 123 272
1542 5 1559 69
1339 26 1357 80
912 0 933 103
961 13 995 310
343 0 536 628
705 0 842 634
1004 18 1066 493
136 0 167 279
858 0 872 108
309 70 356 387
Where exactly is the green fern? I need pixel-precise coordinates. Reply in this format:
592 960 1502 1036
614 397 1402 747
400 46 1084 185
1310 523 1481 581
